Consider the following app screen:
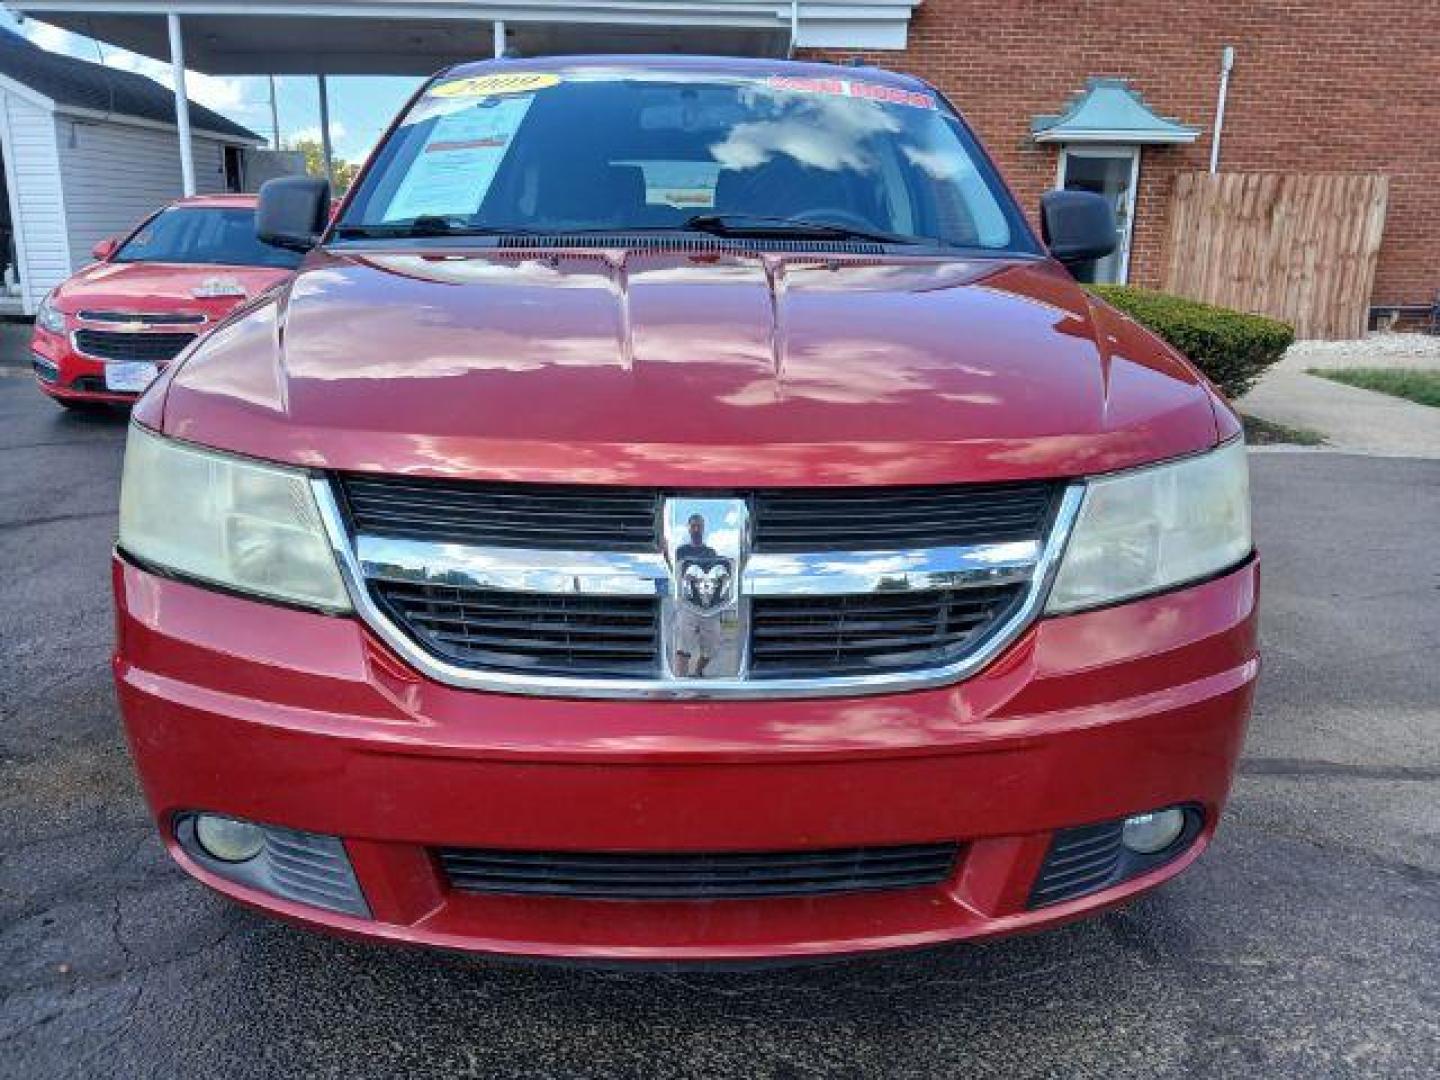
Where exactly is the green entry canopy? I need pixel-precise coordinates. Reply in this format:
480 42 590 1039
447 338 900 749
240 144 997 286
1032 78 1200 144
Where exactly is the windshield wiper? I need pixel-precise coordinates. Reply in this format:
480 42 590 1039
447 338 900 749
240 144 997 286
683 214 923 246
332 217 540 240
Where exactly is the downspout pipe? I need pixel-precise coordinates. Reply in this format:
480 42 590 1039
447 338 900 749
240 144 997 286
1209 45 1235 174
788 0 799 58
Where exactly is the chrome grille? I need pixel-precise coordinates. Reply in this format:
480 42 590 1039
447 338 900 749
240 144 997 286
73 329 195 363
371 579 660 677
753 482 1057 552
750 584 1027 677
438 842 958 899
317 476 1081 698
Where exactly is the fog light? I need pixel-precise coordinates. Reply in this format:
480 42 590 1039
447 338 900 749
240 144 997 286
1121 808 1186 854
194 814 265 863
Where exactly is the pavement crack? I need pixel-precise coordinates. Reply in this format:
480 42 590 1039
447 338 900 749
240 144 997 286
0 509 119 534
1238 757 1440 782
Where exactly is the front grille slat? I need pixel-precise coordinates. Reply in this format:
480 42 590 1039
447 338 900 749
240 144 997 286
396 612 657 638
256 827 369 917
341 476 660 553
78 309 207 325
442 858 949 886
369 581 660 677
749 585 1026 677
1029 823 1126 907
753 483 1056 552
443 852 950 875
422 630 656 656
439 843 958 899
73 329 195 363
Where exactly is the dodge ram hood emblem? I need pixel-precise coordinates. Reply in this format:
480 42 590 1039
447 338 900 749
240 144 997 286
680 556 734 612
664 497 748 680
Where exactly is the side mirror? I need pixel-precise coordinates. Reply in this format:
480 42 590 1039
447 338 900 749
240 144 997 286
92 236 119 261
1040 190 1117 267
257 175 332 252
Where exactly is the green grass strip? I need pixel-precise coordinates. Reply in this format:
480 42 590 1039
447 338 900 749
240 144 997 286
1309 368 1440 409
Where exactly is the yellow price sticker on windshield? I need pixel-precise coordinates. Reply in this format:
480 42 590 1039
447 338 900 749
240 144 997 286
431 73 561 98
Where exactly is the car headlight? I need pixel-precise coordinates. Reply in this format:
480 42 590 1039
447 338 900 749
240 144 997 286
118 424 351 612
35 293 67 334
1046 438 1251 614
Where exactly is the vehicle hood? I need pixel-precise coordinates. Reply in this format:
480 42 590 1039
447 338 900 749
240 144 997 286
53 261 292 321
152 248 1222 486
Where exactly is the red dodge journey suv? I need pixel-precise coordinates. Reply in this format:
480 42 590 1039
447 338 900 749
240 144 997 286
113 58 1256 962
32 194 301 408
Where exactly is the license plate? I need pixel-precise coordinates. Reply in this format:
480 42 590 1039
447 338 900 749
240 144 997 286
105 361 159 393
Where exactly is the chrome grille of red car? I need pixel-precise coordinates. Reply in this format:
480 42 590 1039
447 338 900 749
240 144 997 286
437 842 959 899
73 329 196 363
320 475 1076 697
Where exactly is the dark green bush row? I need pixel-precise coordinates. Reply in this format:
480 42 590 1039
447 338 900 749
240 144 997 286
1088 285 1294 399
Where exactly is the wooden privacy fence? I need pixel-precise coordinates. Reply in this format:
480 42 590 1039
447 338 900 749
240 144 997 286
1162 172 1389 340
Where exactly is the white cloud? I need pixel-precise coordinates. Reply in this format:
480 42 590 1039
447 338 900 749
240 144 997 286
82 44 248 112
288 122 349 147
21 19 248 113
25 22 74 54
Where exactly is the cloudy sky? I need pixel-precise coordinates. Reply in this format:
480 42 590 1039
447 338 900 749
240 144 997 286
0 10 424 163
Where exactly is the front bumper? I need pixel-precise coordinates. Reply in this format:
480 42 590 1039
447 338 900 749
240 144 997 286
113 556 1258 962
32 326 143 405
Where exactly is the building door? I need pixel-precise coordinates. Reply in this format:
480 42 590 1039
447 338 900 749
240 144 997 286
223 146 245 193
1057 146 1140 284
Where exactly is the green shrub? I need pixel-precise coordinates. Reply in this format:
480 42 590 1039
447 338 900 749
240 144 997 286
1088 285 1294 399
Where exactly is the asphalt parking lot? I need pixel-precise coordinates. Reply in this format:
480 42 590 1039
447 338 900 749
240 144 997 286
1 332 1437 1079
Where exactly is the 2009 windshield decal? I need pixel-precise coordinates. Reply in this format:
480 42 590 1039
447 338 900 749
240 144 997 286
766 76 936 110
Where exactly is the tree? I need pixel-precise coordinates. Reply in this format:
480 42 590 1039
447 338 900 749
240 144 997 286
284 137 360 192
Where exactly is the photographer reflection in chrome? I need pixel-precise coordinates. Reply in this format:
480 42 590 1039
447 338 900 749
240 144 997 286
665 499 746 680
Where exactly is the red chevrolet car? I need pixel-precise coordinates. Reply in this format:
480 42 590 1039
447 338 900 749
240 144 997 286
32 194 300 408
113 58 1256 962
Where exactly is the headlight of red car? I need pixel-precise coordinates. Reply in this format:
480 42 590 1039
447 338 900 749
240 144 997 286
35 293 67 334
1046 437 1251 614
118 424 351 612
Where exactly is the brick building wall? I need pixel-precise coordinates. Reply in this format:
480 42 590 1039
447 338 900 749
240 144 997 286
806 0 1438 310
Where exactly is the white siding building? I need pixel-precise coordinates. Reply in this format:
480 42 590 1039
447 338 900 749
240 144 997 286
0 29 261 315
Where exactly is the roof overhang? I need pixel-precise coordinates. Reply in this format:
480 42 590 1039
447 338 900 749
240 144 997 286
1032 77 1200 146
57 102 265 143
0 69 261 142
1032 128 1198 146
5 2 925 75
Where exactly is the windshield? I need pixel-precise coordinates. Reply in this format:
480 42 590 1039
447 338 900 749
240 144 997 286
115 207 303 268
338 68 1037 252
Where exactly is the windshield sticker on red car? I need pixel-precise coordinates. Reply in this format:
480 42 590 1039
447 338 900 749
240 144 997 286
382 97 535 222
430 72 561 99
766 75 936 110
